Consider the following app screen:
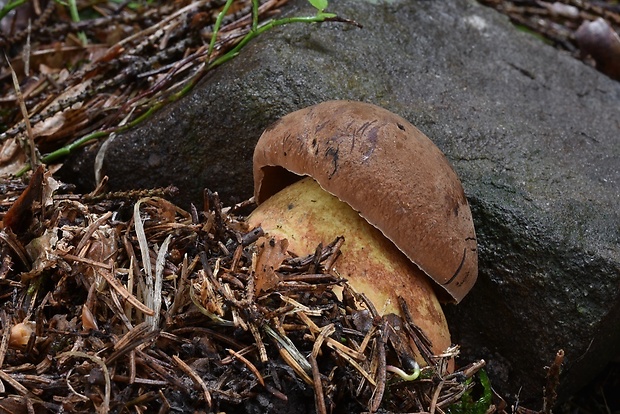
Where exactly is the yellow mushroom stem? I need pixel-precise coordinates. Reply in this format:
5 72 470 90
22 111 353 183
247 177 452 366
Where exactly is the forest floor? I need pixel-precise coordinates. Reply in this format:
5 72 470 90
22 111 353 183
0 1 618 413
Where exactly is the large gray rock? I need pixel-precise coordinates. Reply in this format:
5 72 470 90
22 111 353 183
59 0 620 407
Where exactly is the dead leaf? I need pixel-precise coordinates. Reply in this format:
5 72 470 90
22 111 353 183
253 236 288 294
22 228 59 280
82 224 118 291
0 137 28 175
3 165 44 234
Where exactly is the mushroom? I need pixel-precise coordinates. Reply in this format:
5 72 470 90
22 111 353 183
247 100 477 363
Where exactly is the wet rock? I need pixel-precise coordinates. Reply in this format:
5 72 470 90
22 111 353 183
59 0 620 407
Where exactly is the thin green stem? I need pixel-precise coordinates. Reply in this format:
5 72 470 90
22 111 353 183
67 0 80 22
207 0 235 58
17 9 351 176
252 0 259 31
66 0 89 44
386 363 421 381
0 0 28 21
26 86 191 173
36 106 159 165
208 14 336 69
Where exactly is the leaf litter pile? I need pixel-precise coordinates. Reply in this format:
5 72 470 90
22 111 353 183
0 0 292 174
0 166 495 413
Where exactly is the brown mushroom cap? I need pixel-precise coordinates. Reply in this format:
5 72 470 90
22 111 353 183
253 100 477 303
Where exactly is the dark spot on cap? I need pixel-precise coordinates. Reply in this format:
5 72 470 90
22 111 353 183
325 146 340 178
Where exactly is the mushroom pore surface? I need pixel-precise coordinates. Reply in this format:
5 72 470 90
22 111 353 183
247 177 452 361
